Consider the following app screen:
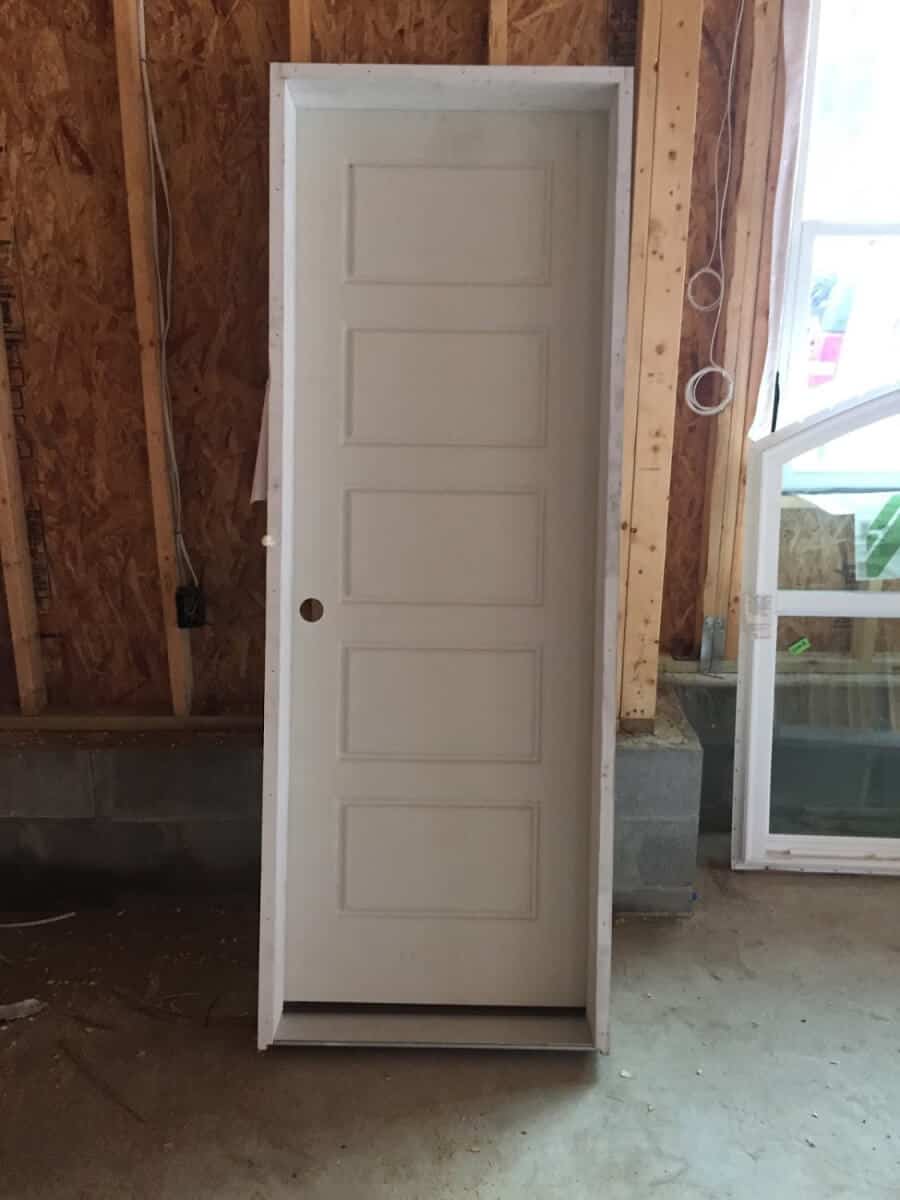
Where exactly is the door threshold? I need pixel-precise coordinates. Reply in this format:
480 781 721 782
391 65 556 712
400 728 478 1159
272 1004 596 1050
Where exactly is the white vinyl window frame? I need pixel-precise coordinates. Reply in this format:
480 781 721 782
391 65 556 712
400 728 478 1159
733 384 900 874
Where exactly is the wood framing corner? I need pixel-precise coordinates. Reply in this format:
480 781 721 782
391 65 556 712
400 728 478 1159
0 334 45 715
618 0 704 730
112 0 192 716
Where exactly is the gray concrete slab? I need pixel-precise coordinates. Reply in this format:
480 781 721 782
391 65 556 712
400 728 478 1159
2 842 897 1198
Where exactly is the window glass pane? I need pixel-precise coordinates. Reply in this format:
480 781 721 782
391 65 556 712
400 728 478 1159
770 617 900 836
779 414 900 591
780 234 900 429
801 234 900 410
804 1 900 222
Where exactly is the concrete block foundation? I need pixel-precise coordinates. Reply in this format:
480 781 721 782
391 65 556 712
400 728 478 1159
0 733 263 905
614 689 703 914
0 699 706 916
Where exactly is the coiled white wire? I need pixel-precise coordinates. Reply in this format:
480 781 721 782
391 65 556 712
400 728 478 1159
684 0 746 417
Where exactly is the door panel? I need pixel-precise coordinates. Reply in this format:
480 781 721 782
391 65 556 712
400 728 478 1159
342 488 544 606
344 328 548 448
285 108 606 1006
346 163 551 284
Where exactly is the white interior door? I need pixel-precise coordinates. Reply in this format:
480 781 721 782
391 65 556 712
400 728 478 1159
285 106 607 1007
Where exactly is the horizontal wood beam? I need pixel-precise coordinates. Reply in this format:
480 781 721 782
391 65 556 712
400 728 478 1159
619 0 704 730
0 333 45 715
112 0 192 716
0 713 261 734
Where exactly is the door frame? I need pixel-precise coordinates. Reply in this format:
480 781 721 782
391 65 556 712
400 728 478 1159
259 64 633 1051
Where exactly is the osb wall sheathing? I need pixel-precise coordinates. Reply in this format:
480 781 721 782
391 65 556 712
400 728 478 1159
661 0 743 658
309 0 636 65
0 4 168 710
509 0 606 64
0 0 656 713
312 1 485 62
142 1 287 712
0 0 286 713
506 0 635 67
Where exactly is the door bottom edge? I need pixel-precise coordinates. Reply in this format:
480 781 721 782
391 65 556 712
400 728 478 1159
272 1005 596 1050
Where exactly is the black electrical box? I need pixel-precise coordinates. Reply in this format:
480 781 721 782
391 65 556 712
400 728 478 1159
176 584 206 629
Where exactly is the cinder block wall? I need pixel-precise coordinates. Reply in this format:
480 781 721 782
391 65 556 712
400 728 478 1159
0 692 707 913
677 677 900 839
614 689 703 914
0 679 869 907
0 739 262 903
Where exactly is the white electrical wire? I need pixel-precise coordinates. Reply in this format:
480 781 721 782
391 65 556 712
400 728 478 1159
684 0 747 417
137 0 198 587
0 911 76 929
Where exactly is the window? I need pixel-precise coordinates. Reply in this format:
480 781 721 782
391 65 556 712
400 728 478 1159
734 389 900 874
780 1 900 433
734 3 900 874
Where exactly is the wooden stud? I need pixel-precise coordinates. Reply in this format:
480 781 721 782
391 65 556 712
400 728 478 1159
721 2 784 661
702 0 782 661
489 0 509 64
619 0 704 729
724 39 785 659
290 0 313 62
112 0 192 716
0 335 45 715
617 0 662 712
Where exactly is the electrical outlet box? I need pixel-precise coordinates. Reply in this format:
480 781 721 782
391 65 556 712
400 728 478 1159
176 584 206 629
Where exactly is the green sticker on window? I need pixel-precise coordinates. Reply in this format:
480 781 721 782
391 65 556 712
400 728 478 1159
788 637 811 656
865 493 900 579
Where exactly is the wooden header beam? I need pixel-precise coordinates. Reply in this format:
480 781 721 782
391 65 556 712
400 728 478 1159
112 0 192 716
0 334 45 715
618 0 704 730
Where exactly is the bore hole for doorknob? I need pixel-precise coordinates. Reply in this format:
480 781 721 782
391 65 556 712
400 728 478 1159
300 597 324 623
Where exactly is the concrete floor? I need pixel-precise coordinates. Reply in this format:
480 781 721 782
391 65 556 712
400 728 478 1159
2 845 899 1199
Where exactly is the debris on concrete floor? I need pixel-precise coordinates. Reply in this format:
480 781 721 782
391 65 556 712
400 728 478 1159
0 997 45 1022
0 862 898 1199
